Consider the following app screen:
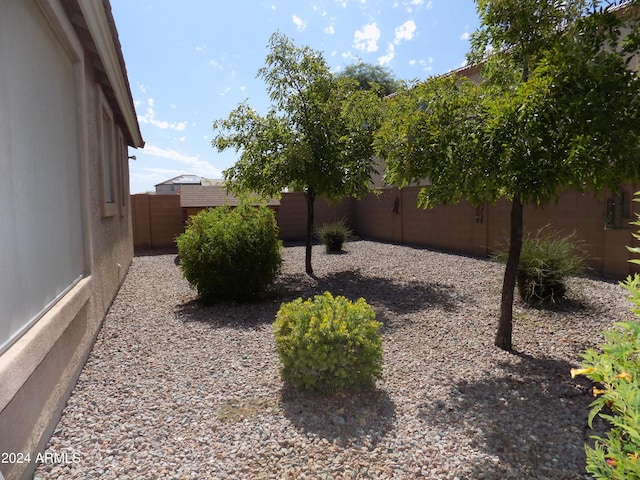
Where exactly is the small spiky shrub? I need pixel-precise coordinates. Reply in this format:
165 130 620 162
176 204 282 303
273 292 382 394
495 226 587 305
316 219 353 253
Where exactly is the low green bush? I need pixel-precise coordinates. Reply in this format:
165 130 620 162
176 204 282 303
316 219 353 253
572 308 640 478
495 226 587 305
572 192 640 479
273 292 382 394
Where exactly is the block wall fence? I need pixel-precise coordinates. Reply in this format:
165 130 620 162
131 186 640 279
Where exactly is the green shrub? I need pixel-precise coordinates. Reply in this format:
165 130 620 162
176 204 282 303
316 219 353 253
571 314 640 479
273 292 382 394
495 226 587 305
572 192 640 479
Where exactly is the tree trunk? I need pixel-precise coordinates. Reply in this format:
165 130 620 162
495 197 524 351
305 187 316 275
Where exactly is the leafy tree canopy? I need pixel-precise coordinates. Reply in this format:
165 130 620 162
375 0 640 350
213 32 383 274
337 62 403 97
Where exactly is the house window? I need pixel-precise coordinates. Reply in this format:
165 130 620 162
118 131 128 216
99 92 118 216
0 0 86 353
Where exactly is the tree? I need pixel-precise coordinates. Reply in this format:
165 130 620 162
213 32 383 275
338 62 403 97
375 0 640 351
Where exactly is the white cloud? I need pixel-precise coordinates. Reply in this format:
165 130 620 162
292 14 307 32
379 43 395 66
139 144 223 178
418 57 434 72
137 100 187 132
460 31 470 41
138 83 148 94
325 25 335 35
354 23 380 52
394 20 416 44
403 0 431 13
195 44 206 52
341 50 358 61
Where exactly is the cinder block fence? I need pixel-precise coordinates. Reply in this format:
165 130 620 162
131 186 640 279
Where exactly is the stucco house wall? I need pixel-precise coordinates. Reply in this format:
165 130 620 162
0 1 143 479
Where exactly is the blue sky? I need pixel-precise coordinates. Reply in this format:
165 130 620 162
110 0 480 194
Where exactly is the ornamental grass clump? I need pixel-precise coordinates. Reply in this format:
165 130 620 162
176 204 282 303
316 219 353 253
495 226 587 306
273 292 382 394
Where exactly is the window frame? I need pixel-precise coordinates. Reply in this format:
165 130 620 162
99 91 118 217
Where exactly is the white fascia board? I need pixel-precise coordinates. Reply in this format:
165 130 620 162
77 0 143 147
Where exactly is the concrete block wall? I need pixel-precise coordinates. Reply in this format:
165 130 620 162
131 186 640 279
131 194 183 249
276 192 353 241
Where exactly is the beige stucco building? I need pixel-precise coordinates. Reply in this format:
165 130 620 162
0 1 143 478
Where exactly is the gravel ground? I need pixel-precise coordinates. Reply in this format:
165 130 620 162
33 240 633 480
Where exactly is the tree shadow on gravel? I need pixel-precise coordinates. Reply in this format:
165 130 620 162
278 269 461 314
279 385 396 449
174 296 285 330
418 352 598 479
175 268 460 331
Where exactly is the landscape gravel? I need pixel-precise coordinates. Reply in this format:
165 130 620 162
33 240 634 479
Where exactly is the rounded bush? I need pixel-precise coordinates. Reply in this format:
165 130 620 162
176 204 282 303
273 292 382 394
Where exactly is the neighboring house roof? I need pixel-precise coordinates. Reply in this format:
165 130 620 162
155 174 203 187
180 185 280 208
62 0 143 148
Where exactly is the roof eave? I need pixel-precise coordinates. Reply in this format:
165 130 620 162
77 0 143 148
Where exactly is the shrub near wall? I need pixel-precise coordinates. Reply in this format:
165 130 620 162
495 226 587 305
176 204 282 303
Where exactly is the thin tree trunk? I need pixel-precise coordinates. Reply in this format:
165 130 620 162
495 197 524 351
305 187 316 275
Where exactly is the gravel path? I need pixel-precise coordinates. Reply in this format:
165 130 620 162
33 240 633 480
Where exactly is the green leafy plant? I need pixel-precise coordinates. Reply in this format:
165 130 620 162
572 316 640 479
316 219 353 253
176 203 282 303
495 226 587 305
571 192 640 479
273 292 382 394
